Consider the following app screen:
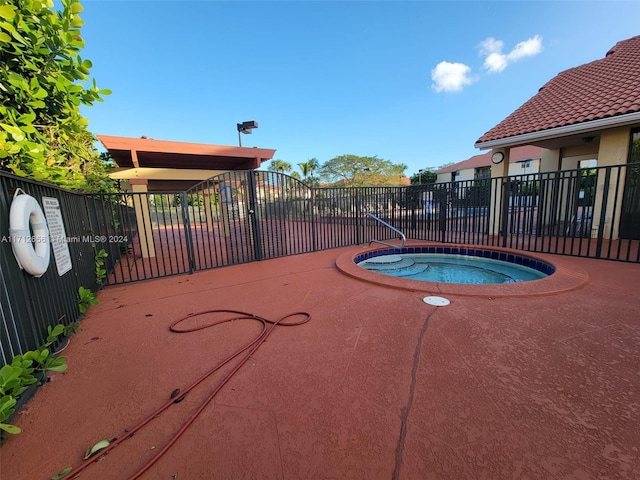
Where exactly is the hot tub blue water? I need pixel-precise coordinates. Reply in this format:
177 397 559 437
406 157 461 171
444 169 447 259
355 247 553 285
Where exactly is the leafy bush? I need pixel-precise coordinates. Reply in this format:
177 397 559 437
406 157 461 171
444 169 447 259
78 286 98 313
0 323 68 435
0 0 113 192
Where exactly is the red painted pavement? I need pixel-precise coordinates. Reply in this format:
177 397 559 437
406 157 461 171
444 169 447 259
1 245 639 479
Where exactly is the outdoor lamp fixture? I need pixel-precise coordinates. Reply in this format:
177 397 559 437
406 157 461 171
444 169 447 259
237 120 258 146
418 169 424 185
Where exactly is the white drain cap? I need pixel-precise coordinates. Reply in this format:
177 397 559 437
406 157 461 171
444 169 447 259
423 296 450 306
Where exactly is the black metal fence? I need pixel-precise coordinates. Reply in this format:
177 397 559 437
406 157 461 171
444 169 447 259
89 164 639 287
386 164 638 261
2 163 639 365
0 173 135 365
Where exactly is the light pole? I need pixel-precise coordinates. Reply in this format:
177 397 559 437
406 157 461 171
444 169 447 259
363 167 370 186
237 120 258 147
418 169 424 186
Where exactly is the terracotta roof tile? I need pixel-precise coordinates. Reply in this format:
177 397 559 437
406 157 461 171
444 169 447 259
477 35 640 143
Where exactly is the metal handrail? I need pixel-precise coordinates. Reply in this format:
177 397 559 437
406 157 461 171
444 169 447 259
366 212 406 249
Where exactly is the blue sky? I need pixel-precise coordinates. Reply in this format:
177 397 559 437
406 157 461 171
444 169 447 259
76 1 640 176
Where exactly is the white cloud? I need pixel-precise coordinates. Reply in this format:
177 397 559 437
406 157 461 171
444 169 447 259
431 61 474 93
430 35 542 93
510 35 543 60
480 37 503 55
484 52 508 73
481 35 543 73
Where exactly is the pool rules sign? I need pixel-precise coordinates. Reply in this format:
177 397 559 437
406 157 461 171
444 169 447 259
42 197 72 276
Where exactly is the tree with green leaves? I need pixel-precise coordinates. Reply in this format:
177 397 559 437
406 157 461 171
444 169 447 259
410 168 437 185
318 154 406 186
297 157 319 185
266 159 292 174
0 0 113 191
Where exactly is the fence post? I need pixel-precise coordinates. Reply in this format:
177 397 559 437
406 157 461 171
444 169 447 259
311 187 317 252
180 192 195 273
595 167 611 258
500 178 510 247
410 188 418 231
355 188 362 244
247 171 262 261
437 185 447 242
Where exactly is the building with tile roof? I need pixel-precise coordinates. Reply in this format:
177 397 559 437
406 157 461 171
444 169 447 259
435 145 542 183
475 35 640 154
474 35 640 240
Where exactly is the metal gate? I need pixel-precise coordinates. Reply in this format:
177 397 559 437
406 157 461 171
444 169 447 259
97 171 364 285
179 171 316 270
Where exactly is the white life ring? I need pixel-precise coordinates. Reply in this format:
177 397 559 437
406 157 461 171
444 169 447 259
9 193 51 278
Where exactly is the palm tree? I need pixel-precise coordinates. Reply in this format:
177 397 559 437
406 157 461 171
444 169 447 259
298 158 320 185
267 159 292 174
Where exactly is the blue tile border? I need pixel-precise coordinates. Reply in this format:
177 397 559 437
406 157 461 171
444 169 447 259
355 246 555 276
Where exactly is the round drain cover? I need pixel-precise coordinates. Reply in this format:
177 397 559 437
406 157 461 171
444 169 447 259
423 296 450 306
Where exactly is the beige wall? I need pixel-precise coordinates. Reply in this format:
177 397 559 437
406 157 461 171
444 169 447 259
110 168 227 182
435 172 451 183
436 158 540 184
598 127 631 166
560 143 599 168
436 171 465 183
539 148 561 172
456 169 475 182
591 127 632 238
488 150 511 235
130 182 156 258
507 158 540 176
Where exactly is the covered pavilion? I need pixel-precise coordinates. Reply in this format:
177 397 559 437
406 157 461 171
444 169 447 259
97 135 276 258
98 134 276 192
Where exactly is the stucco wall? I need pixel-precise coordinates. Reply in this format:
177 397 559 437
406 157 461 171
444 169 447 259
508 158 540 176
598 127 631 166
591 127 632 238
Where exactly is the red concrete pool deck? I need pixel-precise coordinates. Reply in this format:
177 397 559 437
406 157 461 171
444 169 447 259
1 244 639 479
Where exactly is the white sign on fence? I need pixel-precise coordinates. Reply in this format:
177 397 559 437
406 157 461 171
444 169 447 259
42 197 72 276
